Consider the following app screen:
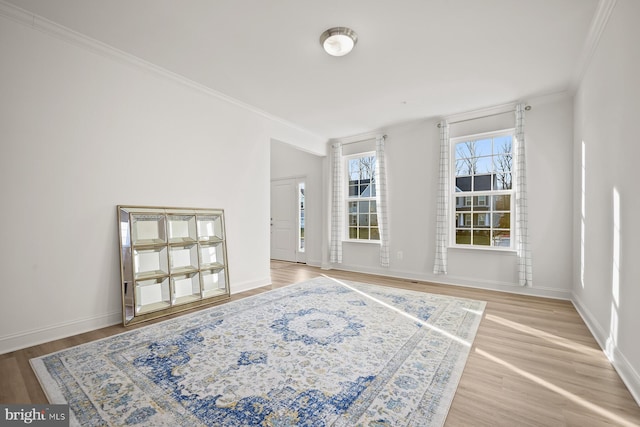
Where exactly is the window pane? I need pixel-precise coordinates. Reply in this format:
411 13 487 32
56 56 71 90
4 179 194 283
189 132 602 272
455 160 472 176
349 227 357 239
360 183 370 196
473 174 492 191
493 212 510 228
494 135 513 155
476 156 493 174
348 159 361 180
455 142 473 160
494 154 512 173
358 201 369 214
493 195 511 210
370 214 378 226
456 213 472 228
494 172 512 190
348 201 358 213
349 214 357 226
474 213 490 228
370 201 377 213
456 230 471 244
359 214 369 226
456 197 471 211
455 176 472 192
475 138 492 157
473 230 491 246
364 156 376 179
370 227 380 240
492 230 510 247
349 185 358 197
473 196 489 210
359 228 369 239
370 182 376 197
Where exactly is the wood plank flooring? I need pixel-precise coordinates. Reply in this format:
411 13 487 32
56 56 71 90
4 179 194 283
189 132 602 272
1 260 639 426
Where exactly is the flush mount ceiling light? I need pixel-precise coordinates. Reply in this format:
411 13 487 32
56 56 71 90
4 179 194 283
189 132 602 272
320 27 358 56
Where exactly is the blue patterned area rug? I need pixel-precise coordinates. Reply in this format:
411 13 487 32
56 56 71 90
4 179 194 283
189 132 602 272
31 276 485 426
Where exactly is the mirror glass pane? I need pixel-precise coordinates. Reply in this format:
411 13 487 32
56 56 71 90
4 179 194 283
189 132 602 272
133 247 168 279
168 215 197 243
201 268 227 297
200 243 224 267
171 273 201 304
135 277 170 314
169 244 198 274
131 215 166 245
197 215 223 242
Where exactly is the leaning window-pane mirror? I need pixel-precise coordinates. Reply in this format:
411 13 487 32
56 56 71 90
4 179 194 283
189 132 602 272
118 206 230 326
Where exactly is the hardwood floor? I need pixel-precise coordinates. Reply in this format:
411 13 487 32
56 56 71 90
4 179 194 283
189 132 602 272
2 260 639 426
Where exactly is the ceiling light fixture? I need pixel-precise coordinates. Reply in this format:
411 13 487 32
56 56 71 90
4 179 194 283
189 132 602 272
320 27 358 57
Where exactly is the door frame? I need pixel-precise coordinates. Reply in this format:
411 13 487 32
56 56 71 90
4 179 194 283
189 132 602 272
270 176 306 263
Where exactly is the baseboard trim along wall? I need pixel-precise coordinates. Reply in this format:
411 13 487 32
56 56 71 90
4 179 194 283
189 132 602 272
572 295 640 406
0 311 121 355
323 263 572 301
230 277 272 295
0 277 273 355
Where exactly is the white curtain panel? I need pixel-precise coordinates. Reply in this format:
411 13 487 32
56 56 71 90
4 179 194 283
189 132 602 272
330 142 343 263
515 104 533 286
375 136 390 267
433 120 450 274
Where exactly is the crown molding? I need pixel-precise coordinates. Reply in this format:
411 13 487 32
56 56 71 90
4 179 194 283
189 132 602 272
331 130 381 145
442 102 517 124
570 0 617 92
0 0 325 144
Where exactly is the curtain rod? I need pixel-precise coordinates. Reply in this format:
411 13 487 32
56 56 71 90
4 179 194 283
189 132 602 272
437 105 531 128
336 134 387 146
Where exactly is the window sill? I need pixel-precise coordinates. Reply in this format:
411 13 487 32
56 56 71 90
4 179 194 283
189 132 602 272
343 239 381 245
448 245 516 254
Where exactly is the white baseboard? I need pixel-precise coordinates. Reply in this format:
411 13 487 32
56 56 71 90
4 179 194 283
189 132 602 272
571 294 640 406
0 311 121 355
325 263 572 300
230 277 271 295
1 277 272 355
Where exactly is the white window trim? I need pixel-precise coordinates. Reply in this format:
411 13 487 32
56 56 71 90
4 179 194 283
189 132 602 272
344 151 380 243
449 129 516 251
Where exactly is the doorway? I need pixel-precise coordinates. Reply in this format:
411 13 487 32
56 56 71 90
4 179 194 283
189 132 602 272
270 178 306 263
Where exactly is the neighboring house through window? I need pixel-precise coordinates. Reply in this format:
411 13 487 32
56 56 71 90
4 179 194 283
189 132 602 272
346 152 379 241
452 129 514 248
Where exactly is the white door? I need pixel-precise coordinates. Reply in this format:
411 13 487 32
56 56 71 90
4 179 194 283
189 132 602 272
271 178 306 263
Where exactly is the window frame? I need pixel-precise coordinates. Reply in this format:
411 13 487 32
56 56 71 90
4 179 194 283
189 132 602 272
344 151 380 243
450 128 516 251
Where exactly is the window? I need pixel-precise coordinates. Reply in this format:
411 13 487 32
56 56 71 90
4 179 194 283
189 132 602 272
298 182 305 252
346 153 379 241
452 130 514 248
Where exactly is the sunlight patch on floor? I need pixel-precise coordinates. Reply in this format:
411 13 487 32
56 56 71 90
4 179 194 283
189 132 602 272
476 348 636 427
484 313 602 357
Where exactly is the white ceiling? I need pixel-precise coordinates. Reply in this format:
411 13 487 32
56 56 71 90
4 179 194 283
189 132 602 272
4 0 600 140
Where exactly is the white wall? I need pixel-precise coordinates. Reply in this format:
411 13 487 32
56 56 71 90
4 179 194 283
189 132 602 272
0 14 323 353
572 0 640 403
270 140 324 266
327 94 574 300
